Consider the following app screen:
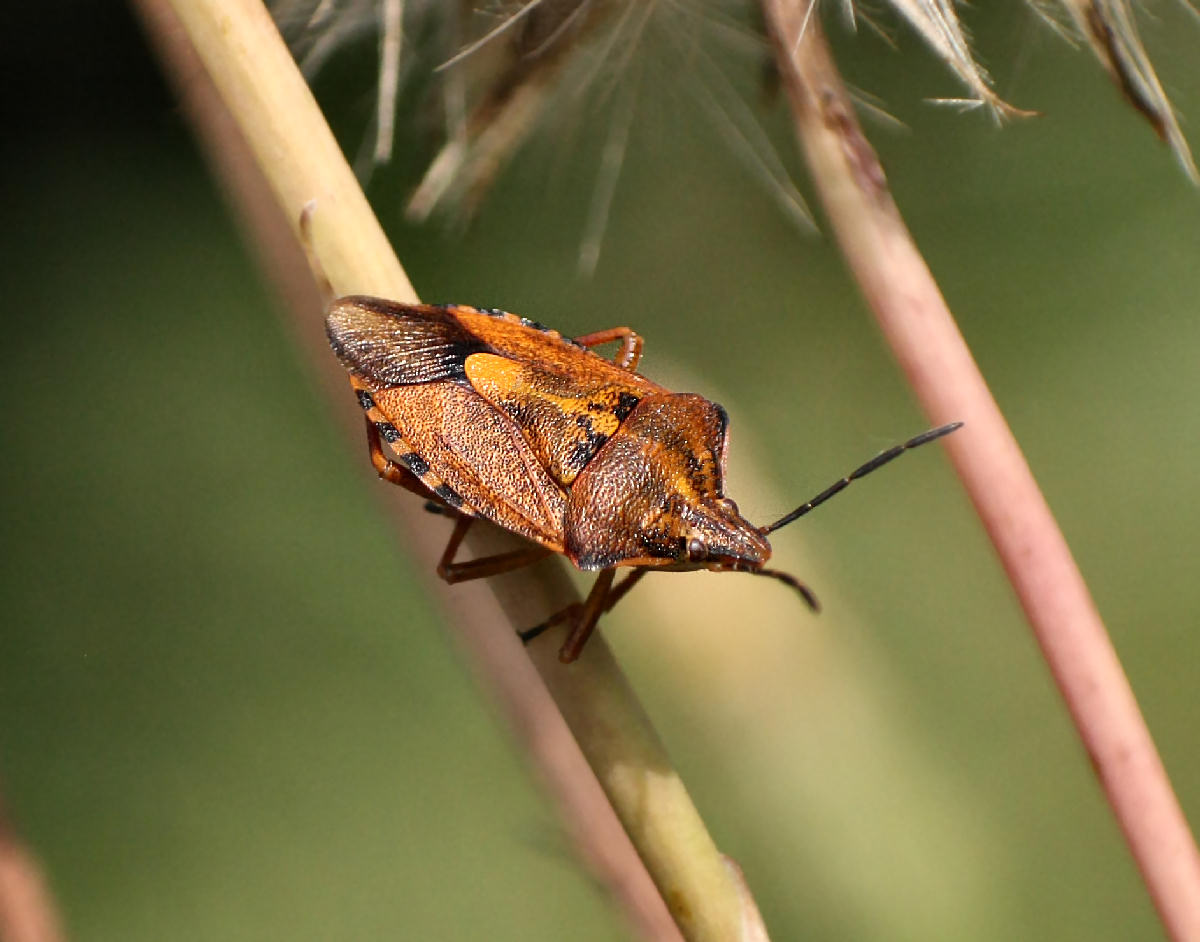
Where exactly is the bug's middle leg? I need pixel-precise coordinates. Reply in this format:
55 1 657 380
572 327 643 371
436 515 553 584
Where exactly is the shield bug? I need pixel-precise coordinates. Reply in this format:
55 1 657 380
326 296 960 662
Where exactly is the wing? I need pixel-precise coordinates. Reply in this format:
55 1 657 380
463 353 655 486
370 381 568 550
328 297 568 546
326 297 492 386
448 305 665 487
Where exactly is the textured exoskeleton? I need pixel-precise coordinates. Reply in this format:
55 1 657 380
327 296 958 661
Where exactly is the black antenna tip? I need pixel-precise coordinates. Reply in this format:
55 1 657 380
908 421 963 448
745 567 820 611
800 584 821 613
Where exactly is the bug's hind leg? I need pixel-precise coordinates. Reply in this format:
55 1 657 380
436 515 553 584
572 327 643 371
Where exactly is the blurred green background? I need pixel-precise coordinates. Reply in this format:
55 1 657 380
2 2 1198 939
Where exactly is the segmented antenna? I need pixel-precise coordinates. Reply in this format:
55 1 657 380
761 422 962 535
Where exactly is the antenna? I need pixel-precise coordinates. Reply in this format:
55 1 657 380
761 422 962 535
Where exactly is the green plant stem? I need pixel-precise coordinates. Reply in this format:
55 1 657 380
760 3 1200 939
137 0 763 938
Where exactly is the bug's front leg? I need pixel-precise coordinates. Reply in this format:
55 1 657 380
556 568 615 663
572 327 644 371
599 567 648 614
514 572 609 663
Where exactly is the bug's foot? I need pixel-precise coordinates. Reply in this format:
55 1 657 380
517 623 550 645
517 604 580 645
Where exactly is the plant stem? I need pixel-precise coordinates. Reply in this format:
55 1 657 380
136 0 763 938
0 798 64 942
760 3 1200 938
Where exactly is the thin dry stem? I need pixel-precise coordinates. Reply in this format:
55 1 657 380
136 0 757 938
882 0 1034 118
409 0 624 219
760 2 1200 938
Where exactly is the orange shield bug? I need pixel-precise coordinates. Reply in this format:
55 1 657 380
326 297 960 662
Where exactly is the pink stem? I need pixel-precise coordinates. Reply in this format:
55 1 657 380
761 4 1200 938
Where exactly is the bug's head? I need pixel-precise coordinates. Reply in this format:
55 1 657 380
566 391 960 613
665 496 771 571
566 393 771 572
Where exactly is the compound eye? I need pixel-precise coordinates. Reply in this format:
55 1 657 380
717 497 740 517
686 535 707 560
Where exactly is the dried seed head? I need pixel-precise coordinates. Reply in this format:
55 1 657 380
272 0 1196 241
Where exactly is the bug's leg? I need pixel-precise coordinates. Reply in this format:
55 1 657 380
572 327 643 371
601 567 648 614
436 514 553 584
517 604 579 646
518 568 644 655
557 568 617 663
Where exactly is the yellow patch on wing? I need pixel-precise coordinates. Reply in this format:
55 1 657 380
465 353 646 486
